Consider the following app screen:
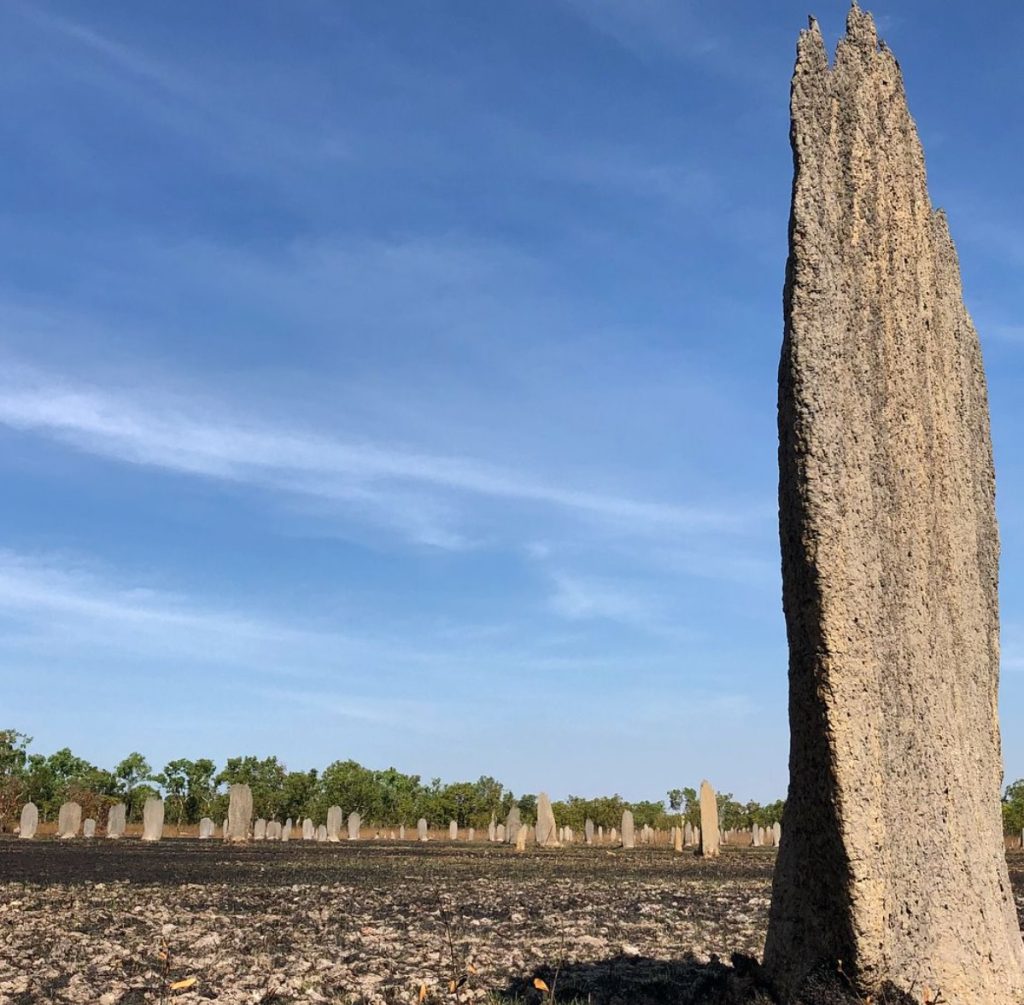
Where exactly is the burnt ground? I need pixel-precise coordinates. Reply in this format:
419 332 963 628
1 841 1022 1005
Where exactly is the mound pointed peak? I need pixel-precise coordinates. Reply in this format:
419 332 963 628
844 3 880 53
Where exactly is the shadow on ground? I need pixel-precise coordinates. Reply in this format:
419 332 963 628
499 953 920 1005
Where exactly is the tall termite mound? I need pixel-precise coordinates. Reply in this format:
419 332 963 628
764 6 1024 1002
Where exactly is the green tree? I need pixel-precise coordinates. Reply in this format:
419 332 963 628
23 754 57 817
114 752 153 821
0 732 797 840
430 780 470 825
280 769 319 823
155 758 216 828
468 776 508 826
761 799 785 827
716 792 747 831
155 760 189 828
668 787 700 827
217 756 287 820
1003 780 1024 836
0 729 31 777
16 748 115 821
66 772 118 823
373 767 424 825
186 759 217 820
631 799 671 828
517 793 538 825
428 777 507 827
37 749 112 817
554 794 629 831
128 782 162 819
47 747 94 785
0 730 31 830
317 759 382 822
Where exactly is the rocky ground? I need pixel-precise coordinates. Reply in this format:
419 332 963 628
2 841 1022 1005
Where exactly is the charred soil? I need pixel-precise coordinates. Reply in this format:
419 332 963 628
2 842 1022 1004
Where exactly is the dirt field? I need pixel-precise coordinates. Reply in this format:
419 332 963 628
2 841 1023 1005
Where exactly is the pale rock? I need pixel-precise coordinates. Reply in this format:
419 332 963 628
326 805 343 842
535 792 559 847
57 801 82 839
698 781 719 858
106 803 126 839
19 802 38 840
505 806 521 844
227 784 253 842
141 798 164 842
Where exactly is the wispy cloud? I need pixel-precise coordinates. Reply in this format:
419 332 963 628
8 2 353 190
0 549 451 727
249 686 437 729
0 548 359 670
558 0 720 62
0 364 750 546
548 571 674 633
554 0 780 90
19 1 772 251
13 2 191 94
0 547 703 713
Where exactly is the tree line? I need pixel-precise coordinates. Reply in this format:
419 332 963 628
0 728 792 832
1001 780 1024 837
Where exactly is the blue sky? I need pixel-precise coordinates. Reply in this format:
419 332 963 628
1 1 1022 804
